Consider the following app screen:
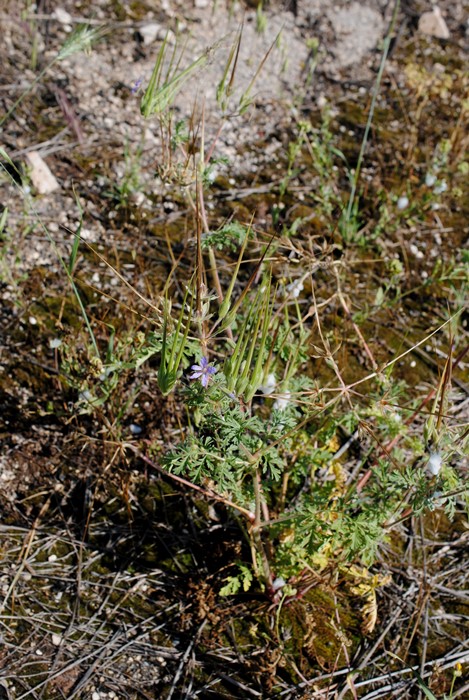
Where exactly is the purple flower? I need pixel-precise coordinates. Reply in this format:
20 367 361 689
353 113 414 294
131 77 143 95
189 357 217 388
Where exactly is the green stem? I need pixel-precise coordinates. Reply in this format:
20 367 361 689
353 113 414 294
344 0 400 228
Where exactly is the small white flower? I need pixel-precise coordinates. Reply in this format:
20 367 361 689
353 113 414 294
205 167 218 183
49 338 62 349
272 577 286 591
433 180 447 195
409 243 424 259
397 195 409 210
285 279 304 299
258 373 276 395
427 451 443 476
273 390 291 411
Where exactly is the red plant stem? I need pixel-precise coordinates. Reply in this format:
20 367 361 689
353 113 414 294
127 444 255 522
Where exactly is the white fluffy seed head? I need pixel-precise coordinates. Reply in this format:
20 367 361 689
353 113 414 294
427 452 443 476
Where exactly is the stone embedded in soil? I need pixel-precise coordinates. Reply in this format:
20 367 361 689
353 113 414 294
25 151 60 194
326 2 385 68
138 22 169 45
51 7 73 30
418 6 450 40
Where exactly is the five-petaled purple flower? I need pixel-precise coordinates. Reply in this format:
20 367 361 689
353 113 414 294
189 357 217 388
131 77 143 95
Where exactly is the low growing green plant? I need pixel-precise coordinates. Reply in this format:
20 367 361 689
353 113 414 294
139 276 467 599
4 6 466 610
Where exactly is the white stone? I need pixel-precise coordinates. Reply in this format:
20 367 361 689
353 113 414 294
25 151 60 194
80 227 95 241
52 8 73 25
327 3 384 68
138 22 164 46
418 7 450 40
317 94 327 109
51 633 62 646
131 191 145 206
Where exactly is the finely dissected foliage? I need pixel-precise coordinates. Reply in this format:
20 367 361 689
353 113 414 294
128 262 466 594
4 20 464 601
123 23 467 597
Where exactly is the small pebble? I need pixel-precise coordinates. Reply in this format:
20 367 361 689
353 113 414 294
52 7 73 25
131 191 145 206
418 7 450 40
25 151 60 194
51 633 62 646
